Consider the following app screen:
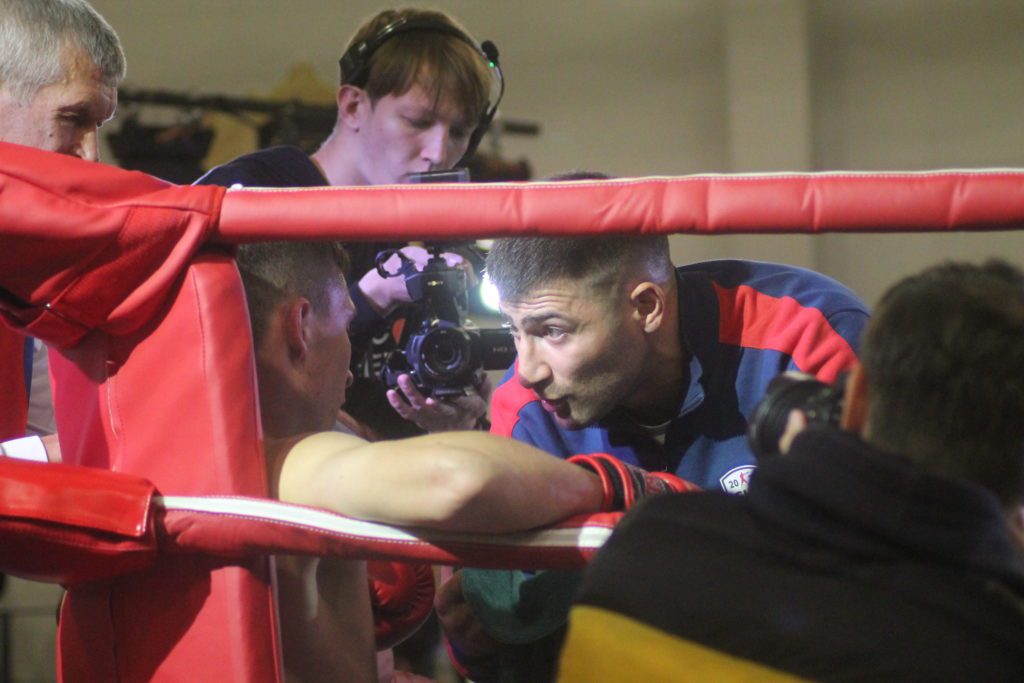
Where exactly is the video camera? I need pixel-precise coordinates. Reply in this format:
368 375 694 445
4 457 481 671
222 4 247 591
746 372 845 459
377 243 515 398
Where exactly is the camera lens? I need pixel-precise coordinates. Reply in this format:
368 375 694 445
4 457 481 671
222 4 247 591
414 322 477 382
478 327 516 370
747 372 843 460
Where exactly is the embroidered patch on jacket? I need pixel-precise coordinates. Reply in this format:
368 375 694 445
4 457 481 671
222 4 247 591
719 465 756 495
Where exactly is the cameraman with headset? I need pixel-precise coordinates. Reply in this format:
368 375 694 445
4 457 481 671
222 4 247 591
195 10 505 679
560 260 1024 680
197 7 503 436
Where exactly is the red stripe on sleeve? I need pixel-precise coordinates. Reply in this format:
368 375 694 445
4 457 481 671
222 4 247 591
488 361 538 437
715 284 857 382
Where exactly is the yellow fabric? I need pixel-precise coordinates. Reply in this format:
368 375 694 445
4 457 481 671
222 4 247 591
557 605 807 682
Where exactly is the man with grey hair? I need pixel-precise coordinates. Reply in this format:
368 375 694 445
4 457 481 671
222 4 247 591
0 0 125 448
0 0 124 161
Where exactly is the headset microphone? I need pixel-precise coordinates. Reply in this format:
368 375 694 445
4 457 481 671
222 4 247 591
338 18 504 168
464 40 504 164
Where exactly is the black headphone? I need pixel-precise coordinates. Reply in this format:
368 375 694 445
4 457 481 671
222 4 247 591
338 17 504 164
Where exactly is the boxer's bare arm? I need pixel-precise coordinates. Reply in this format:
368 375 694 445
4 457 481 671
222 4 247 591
277 555 376 683
268 438 378 683
277 431 603 532
272 431 601 681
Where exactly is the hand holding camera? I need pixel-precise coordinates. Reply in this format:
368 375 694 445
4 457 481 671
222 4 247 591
377 244 514 401
386 373 491 432
747 371 846 459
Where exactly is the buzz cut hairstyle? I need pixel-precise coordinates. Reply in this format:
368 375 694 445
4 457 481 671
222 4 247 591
486 234 674 304
485 172 674 303
861 259 1024 507
0 0 126 103
343 8 491 128
236 241 350 349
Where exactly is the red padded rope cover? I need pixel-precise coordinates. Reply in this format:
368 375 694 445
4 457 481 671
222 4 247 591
217 170 1024 242
0 143 223 348
0 458 157 584
155 496 616 570
3 142 1024 349
0 457 618 585
47 252 278 683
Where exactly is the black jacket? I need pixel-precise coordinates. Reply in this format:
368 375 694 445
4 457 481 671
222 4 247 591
564 429 1024 681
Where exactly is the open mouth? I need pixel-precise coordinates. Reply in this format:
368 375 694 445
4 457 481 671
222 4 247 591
539 397 569 417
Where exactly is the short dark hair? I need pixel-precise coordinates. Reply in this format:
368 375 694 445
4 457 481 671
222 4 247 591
486 234 673 303
861 260 1024 506
485 173 673 302
343 8 490 126
236 242 349 348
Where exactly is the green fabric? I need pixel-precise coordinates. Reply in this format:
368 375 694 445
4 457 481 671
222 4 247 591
460 568 582 644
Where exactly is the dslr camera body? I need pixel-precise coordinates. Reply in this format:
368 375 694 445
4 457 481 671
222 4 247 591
377 245 515 398
746 371 845 459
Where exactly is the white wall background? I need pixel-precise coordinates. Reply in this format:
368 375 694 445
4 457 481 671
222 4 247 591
4 1 1024 680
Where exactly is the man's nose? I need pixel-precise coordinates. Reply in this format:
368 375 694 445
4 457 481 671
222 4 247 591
75 128 100 162
516 340 551 389
421 125 450 169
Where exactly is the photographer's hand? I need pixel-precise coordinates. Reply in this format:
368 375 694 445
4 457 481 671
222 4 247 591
357 246 472 317
387 374 490 433
1009 506 1024 553
778 410 808 455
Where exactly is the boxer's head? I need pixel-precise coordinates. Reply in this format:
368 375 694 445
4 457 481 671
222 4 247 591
237 242 355 438
487 233 678 430
848 259 1024 508
321 8 493 185
0 0 124 161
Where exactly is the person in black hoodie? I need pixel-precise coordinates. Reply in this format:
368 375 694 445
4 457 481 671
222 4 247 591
560 259 1024 681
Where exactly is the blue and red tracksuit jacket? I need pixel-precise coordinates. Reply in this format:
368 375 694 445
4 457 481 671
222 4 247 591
452 260 869 682
489 259 868 493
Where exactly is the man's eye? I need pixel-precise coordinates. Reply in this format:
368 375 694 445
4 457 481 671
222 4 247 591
405 117 432 129
544 327 566 340
450 126 470 141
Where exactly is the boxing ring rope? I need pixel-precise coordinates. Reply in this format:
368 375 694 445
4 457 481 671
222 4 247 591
217 169 1024 241
158 496 615 570
0 457 614 586
3 142 1024 349
2 140 1024 579
2 141 1024 681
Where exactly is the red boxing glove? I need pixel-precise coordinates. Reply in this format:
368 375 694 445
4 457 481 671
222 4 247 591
568 453 700 511
367 560 436 651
